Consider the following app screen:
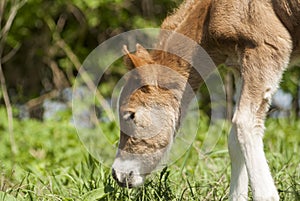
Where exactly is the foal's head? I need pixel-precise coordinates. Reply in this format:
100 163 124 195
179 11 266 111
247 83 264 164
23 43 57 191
112 44 187 188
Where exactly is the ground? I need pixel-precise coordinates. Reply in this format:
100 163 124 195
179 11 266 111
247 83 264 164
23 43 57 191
0 108 299 200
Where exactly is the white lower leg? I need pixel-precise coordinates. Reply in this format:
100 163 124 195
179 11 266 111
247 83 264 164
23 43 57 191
228 125 248 201
234 110 279 201
242 136 278 201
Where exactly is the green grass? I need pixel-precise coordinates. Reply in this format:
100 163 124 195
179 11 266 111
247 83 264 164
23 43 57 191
0 107 299 200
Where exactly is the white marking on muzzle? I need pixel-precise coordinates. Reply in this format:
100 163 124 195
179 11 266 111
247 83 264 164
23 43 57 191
112 158 145 188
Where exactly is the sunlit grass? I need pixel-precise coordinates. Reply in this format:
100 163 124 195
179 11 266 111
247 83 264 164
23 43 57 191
0 108 299 200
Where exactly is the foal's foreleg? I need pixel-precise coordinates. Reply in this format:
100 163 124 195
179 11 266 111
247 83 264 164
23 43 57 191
228 124 248 201
229 79 248 201
231 42 291 201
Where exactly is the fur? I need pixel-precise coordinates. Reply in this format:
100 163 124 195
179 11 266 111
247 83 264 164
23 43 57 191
112 1 300 200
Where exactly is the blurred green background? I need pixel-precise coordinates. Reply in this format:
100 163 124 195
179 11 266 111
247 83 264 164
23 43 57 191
1 0 300 117
1 0 180 103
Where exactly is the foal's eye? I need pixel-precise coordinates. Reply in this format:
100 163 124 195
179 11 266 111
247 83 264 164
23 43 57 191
123 111 135 121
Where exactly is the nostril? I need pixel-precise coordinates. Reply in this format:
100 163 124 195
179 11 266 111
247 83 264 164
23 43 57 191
111 169 135 188
129 171 133 177
112 168 117 180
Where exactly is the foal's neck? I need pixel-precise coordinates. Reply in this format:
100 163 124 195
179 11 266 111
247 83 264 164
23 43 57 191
151 0 211 92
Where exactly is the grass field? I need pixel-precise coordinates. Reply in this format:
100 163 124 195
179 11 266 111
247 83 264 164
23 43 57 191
0 107 299 200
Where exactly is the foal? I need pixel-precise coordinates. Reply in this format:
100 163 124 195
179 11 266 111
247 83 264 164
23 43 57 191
112 0 300 200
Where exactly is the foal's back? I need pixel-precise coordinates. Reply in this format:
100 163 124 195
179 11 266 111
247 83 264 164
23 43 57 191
272 0 300 64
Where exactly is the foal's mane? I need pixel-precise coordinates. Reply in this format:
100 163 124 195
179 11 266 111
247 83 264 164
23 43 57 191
155 0 210 50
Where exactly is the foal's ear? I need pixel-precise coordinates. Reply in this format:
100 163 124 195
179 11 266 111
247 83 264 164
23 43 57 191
135 44 153 63
123 44 153 69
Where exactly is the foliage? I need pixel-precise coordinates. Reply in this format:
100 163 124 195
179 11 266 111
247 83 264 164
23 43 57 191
281 66 300 97
2 0 181 102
